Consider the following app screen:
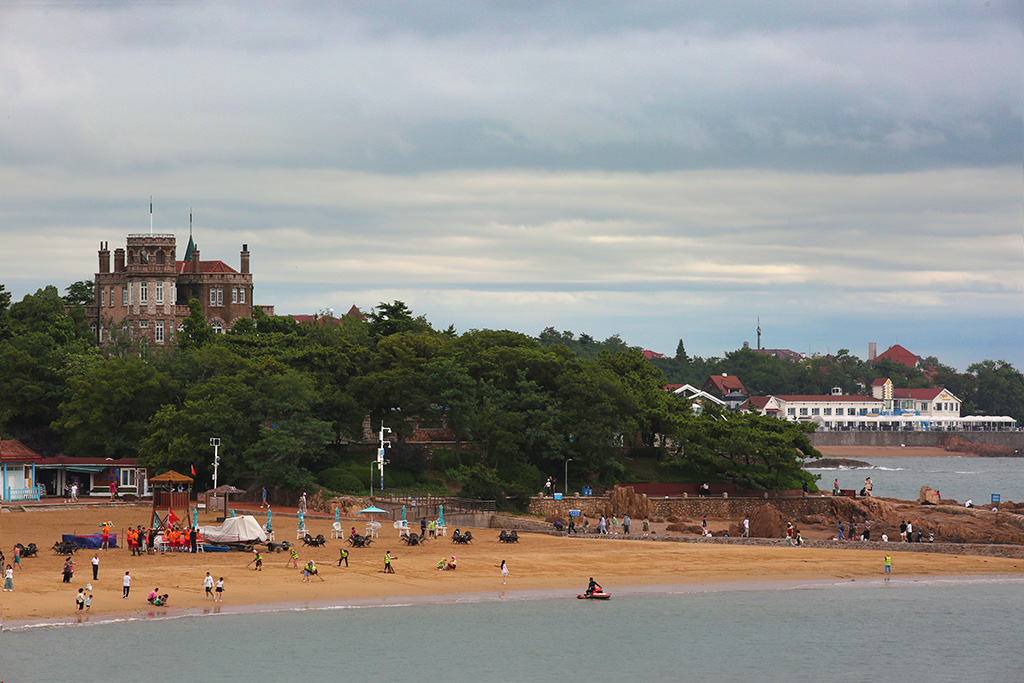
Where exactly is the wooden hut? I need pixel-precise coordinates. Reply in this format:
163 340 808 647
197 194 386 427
149 470 194 531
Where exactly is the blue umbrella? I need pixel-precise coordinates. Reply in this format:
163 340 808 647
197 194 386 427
438 505 444 526
230 509 236 517
266 509 273 532
298 509 305 529
192 508 198 526
334 507 340 524
402 505 406 521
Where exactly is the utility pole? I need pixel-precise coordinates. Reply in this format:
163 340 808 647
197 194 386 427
210 438 221 489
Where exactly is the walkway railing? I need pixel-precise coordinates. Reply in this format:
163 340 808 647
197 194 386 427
6 484 44 502
375 492 496 516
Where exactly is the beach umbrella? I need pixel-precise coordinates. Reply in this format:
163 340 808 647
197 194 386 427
402 505 406 521
192 508 198 526
298 510 305 530
358 505 387 522
438 505 444 526
334 507 340 524
230 509 236 517
266 509 273 532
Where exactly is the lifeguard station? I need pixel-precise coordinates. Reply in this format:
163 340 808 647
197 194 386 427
149 470 194 531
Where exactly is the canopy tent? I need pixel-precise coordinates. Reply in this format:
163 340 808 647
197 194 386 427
199 515 268 544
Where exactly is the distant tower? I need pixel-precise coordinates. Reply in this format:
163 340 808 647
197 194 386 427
756 317 762 350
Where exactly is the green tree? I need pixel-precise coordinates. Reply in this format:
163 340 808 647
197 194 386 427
967 360 1024 423
62 280 95 306
178 298 212 350
52 357 177 458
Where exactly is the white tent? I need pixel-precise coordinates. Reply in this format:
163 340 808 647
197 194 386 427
199 515 268 543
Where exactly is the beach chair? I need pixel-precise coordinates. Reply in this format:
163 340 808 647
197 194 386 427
393 520 410 537
331 522 344 540
296 524 307 540
366 521 381 538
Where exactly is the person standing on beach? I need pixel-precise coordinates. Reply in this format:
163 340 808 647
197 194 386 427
498 560 509 585
289 546 300 569
4 564 13 591
76 588 85 611
110 480 117 501
102 523 110 550
86 593 92 611
253 549 263 571
13 544 21 570
204 572 214 599
62 557 74 583
838 522 844 540
215 577 224 602
92 553 100 580
338 548 349 567
299 492 307 513
544 477 552 497
906 521 913 543
742 517 749 538
864 477 873 497
833 478 840 495
384 551 395 573
623 514 631 535
884 555 892 574
122 571 131 598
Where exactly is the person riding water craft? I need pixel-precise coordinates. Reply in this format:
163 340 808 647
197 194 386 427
585 577 602 596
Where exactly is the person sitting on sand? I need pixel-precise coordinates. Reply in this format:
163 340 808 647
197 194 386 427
147 588 159 604
154 593 169 607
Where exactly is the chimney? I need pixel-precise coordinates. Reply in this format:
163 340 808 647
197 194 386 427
240 244 250 274
868 342 877 362
98 241 110 273
114 248 125 272
192 246 200 274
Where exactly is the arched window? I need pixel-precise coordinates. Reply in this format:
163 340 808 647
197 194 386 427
156 250 165 265
212 321 224 334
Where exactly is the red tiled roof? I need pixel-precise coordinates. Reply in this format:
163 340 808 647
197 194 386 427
772 395 880 403
870 378 889 387
0 439 41 463
663 384 684 392
642 350 665 359
32 455 140 466
746 396 772 410
175 260 238 274
703 375 746 394
753 348 806 362
892 388 943 400
873 344 920 368
346 305 366 321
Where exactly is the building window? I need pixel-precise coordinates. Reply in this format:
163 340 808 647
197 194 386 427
128 282 133 305
823 408 832 416
119 469 137 487
156 282 164 304
799 408 808 416
210 288 216 306
140 281 148 305
101 288 106 307
847 408 856 416
212 321 224 334
787 407 796 416
232 288 238 304
155 321 164 344
859 408 867 416
811 408 820 415
122 287 128 306
217 288 223 306
239 288 245 304
109 287 115 307
139 320 148 328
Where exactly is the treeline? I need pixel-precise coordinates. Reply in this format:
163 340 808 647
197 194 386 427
541 330 1024 423
0 285 823 501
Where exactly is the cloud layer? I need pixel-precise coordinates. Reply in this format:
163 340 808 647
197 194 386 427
1 2 1021 370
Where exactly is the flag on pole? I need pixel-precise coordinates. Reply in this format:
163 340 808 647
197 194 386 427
168 508 180 525
191 465 196 476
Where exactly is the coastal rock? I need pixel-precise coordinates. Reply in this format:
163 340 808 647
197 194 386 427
809 458 872 469
919 486 941 505
749 504 787 538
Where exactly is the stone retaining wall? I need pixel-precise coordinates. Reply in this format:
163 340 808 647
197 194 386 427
810 431 1024 450
529 495 833 519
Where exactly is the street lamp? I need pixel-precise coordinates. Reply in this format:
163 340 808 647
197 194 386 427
565 458 572 497
377 423 392 492
210 438 221 489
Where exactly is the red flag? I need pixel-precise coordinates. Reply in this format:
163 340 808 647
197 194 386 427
168 508 180 524
191 465 196 476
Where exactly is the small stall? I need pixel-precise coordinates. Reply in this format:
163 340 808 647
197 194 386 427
149 470 194 531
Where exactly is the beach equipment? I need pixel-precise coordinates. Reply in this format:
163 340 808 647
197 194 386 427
198 515 268 544
438 505 444 526
334 507 340 524
358 506 387 518
266 509 272 531
577 589 611 600
192 508 198 526
402 505 406 521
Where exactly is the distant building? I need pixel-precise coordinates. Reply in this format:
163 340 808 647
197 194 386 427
701 374 747 399
870 343 921 368
742 341 806 362
641 349 665 360
83 232 272 345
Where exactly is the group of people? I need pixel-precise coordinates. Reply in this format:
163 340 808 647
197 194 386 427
125 526 156 555
146 588 170 606
436 555 457 570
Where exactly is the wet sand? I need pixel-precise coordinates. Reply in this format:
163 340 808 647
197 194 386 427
3 505 1021 626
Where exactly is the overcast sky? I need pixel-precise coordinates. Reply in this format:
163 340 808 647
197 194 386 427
1 1 1021 371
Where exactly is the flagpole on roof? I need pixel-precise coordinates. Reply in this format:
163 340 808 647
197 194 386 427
149 196 153 236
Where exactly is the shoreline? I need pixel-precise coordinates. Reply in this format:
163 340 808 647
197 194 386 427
5 573 1022 632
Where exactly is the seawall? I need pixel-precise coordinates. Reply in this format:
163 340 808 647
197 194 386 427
809 431 1023 450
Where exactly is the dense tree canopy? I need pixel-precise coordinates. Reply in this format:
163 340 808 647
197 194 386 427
2 285 1022 504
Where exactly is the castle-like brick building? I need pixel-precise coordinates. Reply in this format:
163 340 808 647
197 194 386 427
84 232 272 345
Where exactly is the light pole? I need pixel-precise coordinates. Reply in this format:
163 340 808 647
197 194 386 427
378 423 392 492
565 458 572 497
210 438 220 490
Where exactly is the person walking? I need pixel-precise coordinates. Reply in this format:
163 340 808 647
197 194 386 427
622 514 631 535
261 487 268 509
215 577 225 602
742 517 750 538
498 560 509 585
338 548 349 567
91 553 100 580
384 551 395 573
62 557 74 583
204 572 214 599
122 571 131 598
4 564 13 591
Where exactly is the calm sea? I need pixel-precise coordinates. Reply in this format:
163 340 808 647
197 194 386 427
3 578 1023 682
807 455 1024 504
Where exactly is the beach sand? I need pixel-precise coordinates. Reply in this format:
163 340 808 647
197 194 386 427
2 505 1022 625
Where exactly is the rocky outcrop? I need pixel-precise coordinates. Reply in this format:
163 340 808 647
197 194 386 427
919 486 941 505
809 458 872 469
749 503 788 538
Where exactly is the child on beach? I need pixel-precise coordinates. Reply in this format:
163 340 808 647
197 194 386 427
498 560 508 585
289 547 300 569
86 594 92 611
4 564 13 591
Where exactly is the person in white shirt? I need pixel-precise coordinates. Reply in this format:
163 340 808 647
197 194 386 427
203 572 214 600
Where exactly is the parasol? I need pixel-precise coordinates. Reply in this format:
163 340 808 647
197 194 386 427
334 507 340 524
266 509 273 532
438 505 444 526
358 505 387 523
402 505 406 521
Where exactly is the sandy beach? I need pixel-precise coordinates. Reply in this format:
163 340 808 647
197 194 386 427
3 504 1021 626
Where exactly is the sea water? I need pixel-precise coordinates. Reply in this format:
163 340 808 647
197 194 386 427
3 578 1024 682
807 456 1024 503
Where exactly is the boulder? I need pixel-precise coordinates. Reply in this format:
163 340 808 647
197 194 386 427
919 486 941 505
749 503 788 538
